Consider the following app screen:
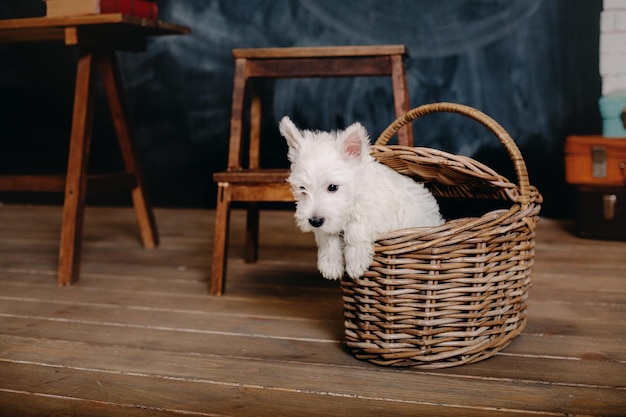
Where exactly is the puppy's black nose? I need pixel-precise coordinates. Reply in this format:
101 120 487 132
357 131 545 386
308 217 324 228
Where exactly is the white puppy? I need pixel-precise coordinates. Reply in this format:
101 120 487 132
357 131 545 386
279 117 444 280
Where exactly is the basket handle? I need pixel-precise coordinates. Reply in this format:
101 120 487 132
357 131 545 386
375 102 531 206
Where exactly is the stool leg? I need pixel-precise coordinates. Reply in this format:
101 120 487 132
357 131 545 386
390 54 413 146
211 182 232 295
244 83 261 263
226 58 247 170
244 203 259 263
98 50 159 249
58 48 97 286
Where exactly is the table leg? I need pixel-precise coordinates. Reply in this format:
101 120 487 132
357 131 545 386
57 48 97 286
98 50 159 249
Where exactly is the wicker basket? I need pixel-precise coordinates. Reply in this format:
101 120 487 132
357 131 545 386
340 102 543 368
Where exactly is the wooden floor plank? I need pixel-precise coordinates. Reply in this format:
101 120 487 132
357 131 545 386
0 366 560 417
2 337 624 417
2 279 624 360
0 205 625 416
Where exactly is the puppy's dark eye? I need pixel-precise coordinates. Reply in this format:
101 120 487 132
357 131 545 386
327 184 338 192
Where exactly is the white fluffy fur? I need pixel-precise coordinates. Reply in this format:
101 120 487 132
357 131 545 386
279 116 444 280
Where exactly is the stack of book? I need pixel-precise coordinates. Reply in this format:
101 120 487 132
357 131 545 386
45 0 159 20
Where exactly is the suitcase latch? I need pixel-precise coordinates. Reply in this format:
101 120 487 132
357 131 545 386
592 146 607 178
603 194 617 220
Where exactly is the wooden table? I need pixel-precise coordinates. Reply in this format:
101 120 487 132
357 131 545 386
0 15 190 285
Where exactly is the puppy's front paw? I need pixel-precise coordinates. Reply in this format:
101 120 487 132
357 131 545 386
344 243 373 279
345 261 369 279
318 259 344 280
315 232 344 280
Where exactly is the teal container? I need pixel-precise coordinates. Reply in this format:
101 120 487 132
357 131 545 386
599 91 626 137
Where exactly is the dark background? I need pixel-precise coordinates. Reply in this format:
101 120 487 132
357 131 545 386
0 0 602 218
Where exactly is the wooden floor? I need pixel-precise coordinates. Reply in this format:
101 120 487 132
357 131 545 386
0 204 624 416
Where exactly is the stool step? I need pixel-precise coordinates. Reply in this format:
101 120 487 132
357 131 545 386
213 169 289 184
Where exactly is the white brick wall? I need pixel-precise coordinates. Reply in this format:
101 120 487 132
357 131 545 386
601 0 626 95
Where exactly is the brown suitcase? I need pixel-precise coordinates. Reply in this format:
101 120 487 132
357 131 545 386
575 185 626 240
565 135 626 186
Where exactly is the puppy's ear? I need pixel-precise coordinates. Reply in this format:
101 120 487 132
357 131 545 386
340 122 369 160
279 116 301 162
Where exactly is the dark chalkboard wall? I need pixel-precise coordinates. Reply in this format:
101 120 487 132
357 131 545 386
0 0 602 218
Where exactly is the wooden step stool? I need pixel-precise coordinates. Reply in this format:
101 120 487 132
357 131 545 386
211 45 414 295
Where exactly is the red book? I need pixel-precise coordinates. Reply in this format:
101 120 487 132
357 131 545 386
102 0 158 20
46 0 158 20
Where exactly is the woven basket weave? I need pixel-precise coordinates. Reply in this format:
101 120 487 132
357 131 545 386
340 102 543 368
